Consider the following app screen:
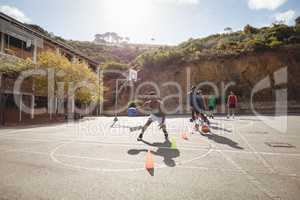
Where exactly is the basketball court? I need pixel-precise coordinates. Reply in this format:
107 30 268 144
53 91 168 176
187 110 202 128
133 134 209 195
0 116 300 200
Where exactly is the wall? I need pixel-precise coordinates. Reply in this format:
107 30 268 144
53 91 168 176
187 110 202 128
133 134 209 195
115 45 300 114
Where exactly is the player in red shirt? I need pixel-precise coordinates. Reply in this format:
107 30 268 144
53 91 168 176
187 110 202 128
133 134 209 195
227 91 237 119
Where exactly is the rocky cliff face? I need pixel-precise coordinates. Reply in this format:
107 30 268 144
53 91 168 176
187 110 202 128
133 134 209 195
113 45 300 114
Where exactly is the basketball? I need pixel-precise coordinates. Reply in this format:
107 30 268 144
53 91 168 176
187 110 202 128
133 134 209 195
202 125 210 133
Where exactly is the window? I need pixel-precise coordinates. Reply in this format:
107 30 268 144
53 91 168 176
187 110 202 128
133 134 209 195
4 94 18 108
0 33 2 50
24 41 33 52
9 36 23 49
35 96 47 108
4 34 9 49
0 94 7 108
4 34 32 52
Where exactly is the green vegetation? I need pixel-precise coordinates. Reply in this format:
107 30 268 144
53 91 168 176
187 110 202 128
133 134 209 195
128 100 143 108
0 56 35 76
37 51 102 103
94 32 130 44
101 60 129 70
134 18 300 69
0 52 103 104
296 16 300 26
27 18 300 71
135 47 184 68
67 40 160 64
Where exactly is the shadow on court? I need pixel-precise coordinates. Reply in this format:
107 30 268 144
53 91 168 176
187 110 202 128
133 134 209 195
111 124 143 132
202 133 244 150
127 139 180 168
210 125 232 133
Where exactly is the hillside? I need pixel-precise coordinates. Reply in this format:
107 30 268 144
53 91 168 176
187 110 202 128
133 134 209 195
134 21 300 69
26 23 162 65
27 19 300 114
66 40 162 64
110 19 300 114
28 18 300 69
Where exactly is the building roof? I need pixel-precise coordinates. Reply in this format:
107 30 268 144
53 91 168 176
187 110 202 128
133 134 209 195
0 12 99 66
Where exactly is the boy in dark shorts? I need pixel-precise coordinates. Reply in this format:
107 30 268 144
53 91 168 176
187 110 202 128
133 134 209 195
188 86 197 122
194 90 210 129
137 92 168 141
227 91 237 119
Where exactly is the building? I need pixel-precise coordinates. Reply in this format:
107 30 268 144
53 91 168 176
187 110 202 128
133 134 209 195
0 12 100 125
0 12 99 68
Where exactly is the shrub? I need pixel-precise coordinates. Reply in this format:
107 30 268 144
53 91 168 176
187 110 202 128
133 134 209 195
101 61 129 70
268 24 294 41
245 39 266 50
244 24 258 34
128 101 136 108
216 43 226 50
269 40 283 48
0 57 35 76
295 16 300 26
134 21 300 68
294 25 300 34
128 100 143 108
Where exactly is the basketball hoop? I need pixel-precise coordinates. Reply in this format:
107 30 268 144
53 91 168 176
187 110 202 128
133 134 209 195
127 69 138 82
112 68 138 125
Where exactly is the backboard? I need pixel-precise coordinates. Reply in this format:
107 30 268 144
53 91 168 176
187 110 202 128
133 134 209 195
127 69 138 81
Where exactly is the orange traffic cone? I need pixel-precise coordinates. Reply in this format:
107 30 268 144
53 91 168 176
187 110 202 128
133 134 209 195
181 132 188 140
145 150 154 170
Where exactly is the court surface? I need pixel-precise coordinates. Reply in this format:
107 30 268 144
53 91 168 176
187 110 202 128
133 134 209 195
0 115 300 200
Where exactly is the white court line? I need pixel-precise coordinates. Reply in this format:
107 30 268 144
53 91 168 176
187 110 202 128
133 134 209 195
0 125 74 137
1 137 299 179
0 141 211 167
177 165 300 178
201 130 281 200
49 141 161 172
3 146 299 178
0 136 212 151
49 139 214 172
0 143 53 154
219 150 280 200
3 137 300 157
236 126 277 174
1 135 300 157
45 132 213 172
214 149 300 158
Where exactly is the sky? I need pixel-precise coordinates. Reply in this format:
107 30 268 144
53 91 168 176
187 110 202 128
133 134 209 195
0 0 299 45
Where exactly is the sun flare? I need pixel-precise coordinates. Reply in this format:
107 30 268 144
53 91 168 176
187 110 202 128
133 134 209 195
103 0 152 28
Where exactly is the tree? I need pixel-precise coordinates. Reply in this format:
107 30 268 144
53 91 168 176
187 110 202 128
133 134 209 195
118 36 123 44
102 32 111 43
36 51 102 103
224 27 233 33
244 24 257 34
0 57 35 76
94 34 105 44
295 16 300 26
110 32 118 43
95 32 129 44
124 37 130 43
101 61 129 70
